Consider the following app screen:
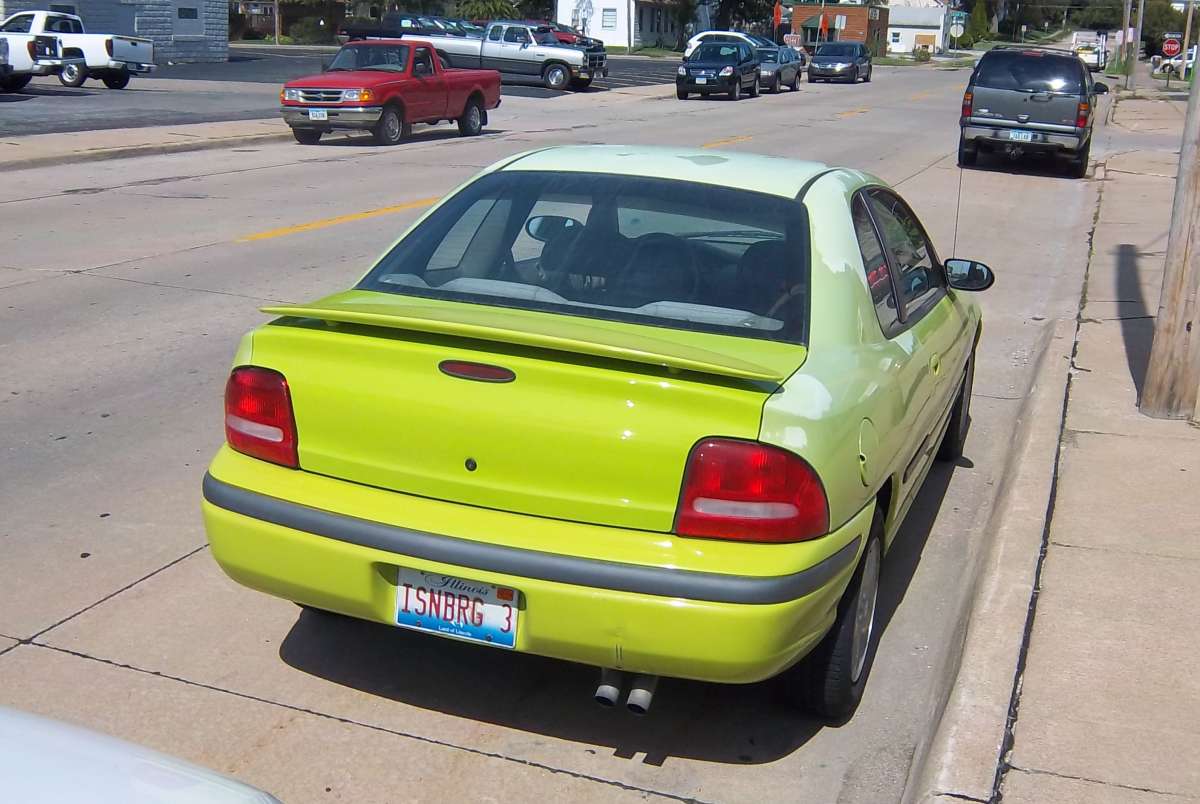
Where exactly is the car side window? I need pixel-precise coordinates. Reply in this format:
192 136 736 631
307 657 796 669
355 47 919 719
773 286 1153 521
413 47 433 74
504 26 530 44
1 14 34 32
867 191 945 321
488 25 503 41
852 196 902 336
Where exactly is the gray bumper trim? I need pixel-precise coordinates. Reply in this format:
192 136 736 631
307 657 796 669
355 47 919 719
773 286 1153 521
281 105 383 129
203 473 860 605
962 124 1082 149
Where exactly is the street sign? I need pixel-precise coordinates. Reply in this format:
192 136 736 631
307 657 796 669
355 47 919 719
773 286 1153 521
950 10 968 24
834 14 847 30
1164 37 1182 57
950 22 965 38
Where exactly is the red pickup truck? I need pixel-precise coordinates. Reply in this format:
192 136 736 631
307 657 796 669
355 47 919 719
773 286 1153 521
280 39 501 146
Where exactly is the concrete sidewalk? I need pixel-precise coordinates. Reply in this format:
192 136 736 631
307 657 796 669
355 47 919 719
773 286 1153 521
999 99 1200 803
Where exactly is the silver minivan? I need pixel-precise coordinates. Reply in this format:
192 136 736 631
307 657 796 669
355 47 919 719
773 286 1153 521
959 46 1109 178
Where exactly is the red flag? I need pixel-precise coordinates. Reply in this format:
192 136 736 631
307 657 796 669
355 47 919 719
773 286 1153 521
819 13 828 35
773 1 783 27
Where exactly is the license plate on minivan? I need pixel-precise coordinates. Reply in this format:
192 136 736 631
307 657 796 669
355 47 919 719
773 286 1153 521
395 568 518 649
1010 130 1034 142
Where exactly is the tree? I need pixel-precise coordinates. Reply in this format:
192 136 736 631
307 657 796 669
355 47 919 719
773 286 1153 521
968 0 990 42
458 0 517 20
674 0 698 49
1139 0 1187 53
715 0 772 30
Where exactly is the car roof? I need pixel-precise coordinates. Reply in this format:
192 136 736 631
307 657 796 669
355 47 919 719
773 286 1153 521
348 38 429 46
500 146 830 199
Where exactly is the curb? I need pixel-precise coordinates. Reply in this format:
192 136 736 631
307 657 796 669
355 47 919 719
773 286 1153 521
903 315 1077 804
4 129 295 172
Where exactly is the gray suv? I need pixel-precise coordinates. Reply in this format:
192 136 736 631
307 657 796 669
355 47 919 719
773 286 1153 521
959 46 1109 178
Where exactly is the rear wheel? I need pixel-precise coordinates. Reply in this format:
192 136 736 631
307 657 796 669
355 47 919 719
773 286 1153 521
789 515 883 721
372 104 409 146
543 63 570 90
938 348 975 461
59 63 88 87
790 70 801 91
769 74 781 93
957 134 978 167
457 97 484 136
1069 138 1091 179
292 128 322 145
0 75 32 92
102 70 131 89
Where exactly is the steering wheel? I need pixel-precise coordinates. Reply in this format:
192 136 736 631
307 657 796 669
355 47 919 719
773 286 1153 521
615 233 701 303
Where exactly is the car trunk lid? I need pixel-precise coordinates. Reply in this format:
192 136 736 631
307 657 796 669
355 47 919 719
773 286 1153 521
248 290 806 532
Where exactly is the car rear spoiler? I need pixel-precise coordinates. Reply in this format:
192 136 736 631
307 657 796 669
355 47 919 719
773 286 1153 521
261 302 789 383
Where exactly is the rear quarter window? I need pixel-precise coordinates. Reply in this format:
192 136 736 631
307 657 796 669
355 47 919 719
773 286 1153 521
974 51 1084 94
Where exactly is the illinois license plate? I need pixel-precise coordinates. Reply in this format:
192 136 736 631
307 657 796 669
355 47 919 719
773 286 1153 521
1010 130 1034 142
395 568 518 649
308 109 328 121
696 77 707 84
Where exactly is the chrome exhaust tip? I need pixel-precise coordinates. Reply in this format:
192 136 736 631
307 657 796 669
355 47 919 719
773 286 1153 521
625 674 659 716
594 668 625 708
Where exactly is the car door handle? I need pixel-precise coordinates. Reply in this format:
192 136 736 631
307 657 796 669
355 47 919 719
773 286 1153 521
930 353 941 375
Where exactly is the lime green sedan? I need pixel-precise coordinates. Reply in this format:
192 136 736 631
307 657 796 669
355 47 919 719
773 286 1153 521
202 146 993 720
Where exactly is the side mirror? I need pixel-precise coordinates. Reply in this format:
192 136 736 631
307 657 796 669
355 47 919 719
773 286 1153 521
414 61 431 76
525 215 581 242
1093 81 1109 94
945 258 995 291
320 58 331 72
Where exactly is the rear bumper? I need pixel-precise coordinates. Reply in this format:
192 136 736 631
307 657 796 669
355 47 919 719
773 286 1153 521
201 451 870 684
107 60 155 73
281 105 383 130
962 123 1084 153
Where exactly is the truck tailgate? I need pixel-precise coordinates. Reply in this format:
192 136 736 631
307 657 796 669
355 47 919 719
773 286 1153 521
111 35 153 64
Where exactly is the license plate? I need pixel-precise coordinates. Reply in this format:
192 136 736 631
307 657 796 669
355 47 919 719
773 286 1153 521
1010 130 1034 142
395 568 518 649
308 109 328 121
696 77 707 84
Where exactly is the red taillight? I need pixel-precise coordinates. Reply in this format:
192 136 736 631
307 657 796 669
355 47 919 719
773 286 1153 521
961 91 973 119
27 40 35 59
674 438 829 543
224 367 298 468
1076 102 1089 129
105 38 113 57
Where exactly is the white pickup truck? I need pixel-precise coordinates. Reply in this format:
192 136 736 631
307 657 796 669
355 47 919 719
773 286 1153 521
0 27 80 92
0 11 154 89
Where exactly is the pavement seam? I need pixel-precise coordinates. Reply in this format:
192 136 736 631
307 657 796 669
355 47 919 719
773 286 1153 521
23 642 709 804
1047 540 1200 561
989 157 1109 802
1006 764 1196 799
76 271 293 304
23 545 209 646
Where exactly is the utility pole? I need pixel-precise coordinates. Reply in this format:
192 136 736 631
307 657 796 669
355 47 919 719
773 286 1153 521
1121 0 1133 85
1140 54 1200 421
1130 0 1147 90
1183 0 1195 79
273 0 280 46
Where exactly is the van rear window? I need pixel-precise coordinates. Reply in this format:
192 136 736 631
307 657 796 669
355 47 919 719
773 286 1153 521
975 51 1084 94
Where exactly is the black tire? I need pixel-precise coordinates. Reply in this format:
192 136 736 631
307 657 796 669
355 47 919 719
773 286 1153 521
0 74 32 92
938 348 975 461
790 70 801 91
292 128 322 145
769 74 781 93
1069 139 1091 179
729 79 741 100
373 104 408 146
957 134 978 167
457 97 483 136
102 70 130 89
542 62 569 91
807 72 817 83
570 77 593 90
849 66 859 84
789 514 884 721
676 89 688 100
863 65 872 82
59 63 88 87
748 75 760 97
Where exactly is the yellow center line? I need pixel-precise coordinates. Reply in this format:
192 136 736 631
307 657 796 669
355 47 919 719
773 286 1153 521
701 135 754 149
836 108 871 118
909 91 932 101
237 197 440 243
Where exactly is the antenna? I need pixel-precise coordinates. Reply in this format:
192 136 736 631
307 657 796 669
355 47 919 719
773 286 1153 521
952 158 964 258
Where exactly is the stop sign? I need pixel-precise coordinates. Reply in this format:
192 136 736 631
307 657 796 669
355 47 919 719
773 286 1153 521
1164 38 1182 58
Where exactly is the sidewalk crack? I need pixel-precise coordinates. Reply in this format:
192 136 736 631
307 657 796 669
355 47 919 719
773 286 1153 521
1008 764 1192 798
25 643 711 804
1049 540 1200 561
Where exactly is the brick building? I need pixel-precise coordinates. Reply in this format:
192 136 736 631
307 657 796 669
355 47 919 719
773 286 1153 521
790 1 888 52
0 0 228 62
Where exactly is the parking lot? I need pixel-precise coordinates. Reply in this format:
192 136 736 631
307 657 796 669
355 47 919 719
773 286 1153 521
0 49 682 136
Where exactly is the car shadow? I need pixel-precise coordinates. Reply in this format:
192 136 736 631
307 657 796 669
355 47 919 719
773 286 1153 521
277 460 959 764
0 93 37 103
1114 243 1153 400
963 150 1074 180
313 128 509 147
9 86 91 98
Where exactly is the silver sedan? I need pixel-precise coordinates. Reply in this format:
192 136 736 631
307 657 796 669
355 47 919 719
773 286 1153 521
757 46 804 93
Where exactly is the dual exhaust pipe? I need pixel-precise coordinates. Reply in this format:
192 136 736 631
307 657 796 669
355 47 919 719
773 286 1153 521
594 668 658 715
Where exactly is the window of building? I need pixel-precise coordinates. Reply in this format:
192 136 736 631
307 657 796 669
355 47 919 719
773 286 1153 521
49 5 78 15
890 31 901 44
172 1 203 35
601 8 616 29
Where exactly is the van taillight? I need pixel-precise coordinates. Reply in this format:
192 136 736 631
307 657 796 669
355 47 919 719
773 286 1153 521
224 367 299 468
1076 101 1089 128
105 38 113 57
961 91 973 119
674 439 829 543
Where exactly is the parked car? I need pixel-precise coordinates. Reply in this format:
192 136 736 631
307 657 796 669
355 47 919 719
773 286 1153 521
0 11 153 89
757 45 803 92
959 45 1109 178
201 144 993 721
1162 45 1195 76
525 20 602 48
280 39 501 146
345 19 607 90
808 41 872 83
1072 41 1106 71
677 41 760 100
0 706 280 803
0 25 79 92
684 30 776 58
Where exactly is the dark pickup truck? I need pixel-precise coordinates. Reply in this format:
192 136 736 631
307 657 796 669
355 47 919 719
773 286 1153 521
280 39 501 146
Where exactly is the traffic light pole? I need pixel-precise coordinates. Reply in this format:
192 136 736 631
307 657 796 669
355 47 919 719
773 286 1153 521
1140 60 1200 421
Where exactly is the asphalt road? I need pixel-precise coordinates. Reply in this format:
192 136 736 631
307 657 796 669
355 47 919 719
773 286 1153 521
0 69 1106 803
0 51 681 136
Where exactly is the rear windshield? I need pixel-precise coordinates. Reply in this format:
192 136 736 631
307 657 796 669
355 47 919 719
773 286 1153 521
692 43 741 62
815 43 856 57
329 44 409 71
359 171 809 343
975 51 1084 93
758 48 779 62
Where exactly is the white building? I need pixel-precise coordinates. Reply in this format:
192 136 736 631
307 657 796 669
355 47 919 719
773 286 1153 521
886 5 945 53
557 0 699 50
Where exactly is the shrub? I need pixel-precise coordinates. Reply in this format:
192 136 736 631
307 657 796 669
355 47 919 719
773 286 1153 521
912 46 932 62
241 27 266 40
288 17 336 44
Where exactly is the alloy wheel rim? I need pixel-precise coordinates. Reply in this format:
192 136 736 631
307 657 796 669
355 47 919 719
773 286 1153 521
63 64 79 81
386 112 400 140
469 105 480 130
551 67 565 87
851 539 881 684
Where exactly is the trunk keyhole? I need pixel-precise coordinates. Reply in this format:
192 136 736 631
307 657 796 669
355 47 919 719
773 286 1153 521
465 458 478 472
